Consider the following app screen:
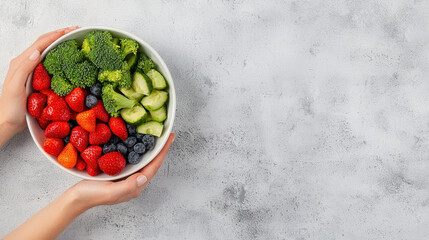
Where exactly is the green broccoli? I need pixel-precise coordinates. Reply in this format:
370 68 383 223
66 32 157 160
120 38 139 59
98 62 132 89
82 31 124 71
65 61 98 88
136 53 156 74
51 74 74 96
43 40 84 75
102 84 137 117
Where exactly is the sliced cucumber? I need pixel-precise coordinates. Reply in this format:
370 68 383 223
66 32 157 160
126 53 138 70
141 90 168 111
120 104 148 126
132 71 152 95
118 86 144 101
149 106 167 122
146 69 167 90
137 121 164 137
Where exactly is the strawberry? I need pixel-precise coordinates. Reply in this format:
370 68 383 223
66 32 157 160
86 165 100 176
76 156 86 171
41 89 62 105
92 100 110 122
32 63 51 91
89 123 111 145
97 152 126 176
43 138 64 156
37 117 50 129
44 122 70 138
81 145 102 167
28 92 47 118
108 117 128 140
76 109 96 132
40 98 71 121
65 87 85 112
57 143 78 168
70 126 89 152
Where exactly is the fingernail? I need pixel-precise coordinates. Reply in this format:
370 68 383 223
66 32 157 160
137 175 147 187
29 49 40 61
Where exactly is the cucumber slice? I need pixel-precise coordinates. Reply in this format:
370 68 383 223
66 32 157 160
149 106 167 122
126 53 138 70
132 71 152 95
146 69 167 90
118 86 144 101
120 104 148 126
141 90 168 111
137 121 164 137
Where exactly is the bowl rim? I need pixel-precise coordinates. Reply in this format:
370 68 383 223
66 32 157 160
25 26 176 181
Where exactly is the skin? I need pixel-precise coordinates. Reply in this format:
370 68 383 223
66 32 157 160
0 27 175 240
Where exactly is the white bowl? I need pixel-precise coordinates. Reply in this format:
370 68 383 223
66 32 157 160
26 26 176 181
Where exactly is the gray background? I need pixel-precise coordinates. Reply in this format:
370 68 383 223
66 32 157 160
1 0 429 239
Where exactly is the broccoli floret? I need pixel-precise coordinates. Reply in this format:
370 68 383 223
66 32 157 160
98 62 132 89
43 40 84 75
51 74 74 96
82 31 123 71
136 53 156 74
120 38 139 59
65 61 98 88
102 84 137 117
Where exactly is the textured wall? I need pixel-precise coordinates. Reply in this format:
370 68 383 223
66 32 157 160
1 0 429 239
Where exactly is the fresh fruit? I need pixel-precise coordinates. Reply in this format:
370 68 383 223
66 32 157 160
40 98 71 121
135 133 144 141
57 143 78 168
28 93 47 118
86 165 100 176
127 151 140 164
90 82 102 97
43 138 64 156
103 143 117 154
76 156 87 171
133 142 146 154
64 135 70 144
127 124 137 136
85 94 98 108
109 117 128 140
32 63 51 91
37 117 50 129
92 100 110 122
116 143 128 156
44 122 70 138
141 134 155 150
124 136 137 148
40 89 62 105
65 87 85 112
98 152 126 176
81 145 102 167
70 126 89 152
89 123 111 145
76 109 96 132
108 135 121 144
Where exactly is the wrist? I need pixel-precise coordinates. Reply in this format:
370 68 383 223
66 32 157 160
65 187 94 212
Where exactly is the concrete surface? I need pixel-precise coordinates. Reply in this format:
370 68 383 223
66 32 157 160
1 0 429 239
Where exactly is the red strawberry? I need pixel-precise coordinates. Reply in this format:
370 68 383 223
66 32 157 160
44 122 70 138
27 92 47 118
92 100 110 122
86 165 100 176
32 63 51 91
70 126 89 152
76 156 86 171
81 145 102 167
89 123 111 145
41 89 62 105
37 117 50 129
76 109 96 132
57 143 77 168
43 138 64 156
97 152 126 176
40 98 71 121
108 117 128 140
65 87 85 112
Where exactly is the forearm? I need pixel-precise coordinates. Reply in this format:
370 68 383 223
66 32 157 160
0 121 18 148
3 188 90 240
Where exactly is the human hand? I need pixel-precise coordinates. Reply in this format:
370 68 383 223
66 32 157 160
71 133 175 209
0 26 79 139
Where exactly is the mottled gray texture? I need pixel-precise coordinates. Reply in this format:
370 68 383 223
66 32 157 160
1 0 429 239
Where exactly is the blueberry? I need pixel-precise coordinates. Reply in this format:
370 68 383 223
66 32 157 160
127 151 141 164
124 136 137 148
127 124 137 136
117 143 128 156
85 94 98 108
109 135 120 144
133 142 146 154
103 143 117 154
142 135 155 150
68 121 75 129
64 135 70 144
136 133 145 141
90 82 102 97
